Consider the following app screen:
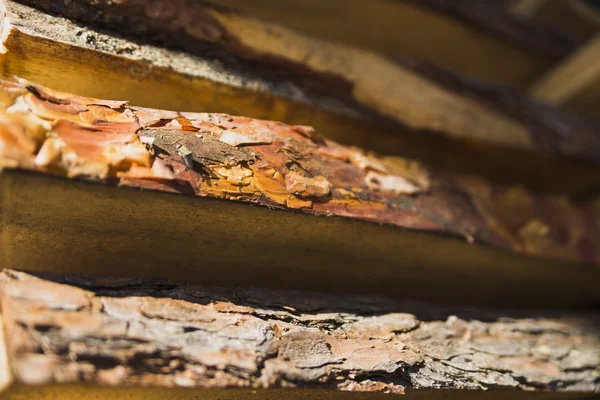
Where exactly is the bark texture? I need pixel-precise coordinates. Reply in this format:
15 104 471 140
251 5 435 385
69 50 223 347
4 1 600 195
1 78 600 268
0 269 598 395
10 0 600 163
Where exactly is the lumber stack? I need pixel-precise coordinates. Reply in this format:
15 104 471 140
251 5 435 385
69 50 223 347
0 0 598 398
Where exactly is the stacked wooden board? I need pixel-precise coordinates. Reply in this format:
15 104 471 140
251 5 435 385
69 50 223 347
0 1 598 398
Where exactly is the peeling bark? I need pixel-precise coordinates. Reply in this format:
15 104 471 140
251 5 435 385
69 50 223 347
1 78 600 306
10 0 597 160
0 1 409 161
2 77 600 265
3 1 600 194
0 269 598 397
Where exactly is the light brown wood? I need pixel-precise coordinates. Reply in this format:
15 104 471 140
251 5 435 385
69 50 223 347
3 1 534 150
530 32 600 117
210 0 564 86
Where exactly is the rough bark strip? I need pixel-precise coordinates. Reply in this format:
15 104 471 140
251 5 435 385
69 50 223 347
0 269 598 396
10 0 599 163
2 77 600 269
4 1 600 195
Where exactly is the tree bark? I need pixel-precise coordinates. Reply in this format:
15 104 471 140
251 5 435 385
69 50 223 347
9 0 592 157
0 269 597 398
3 1 600 194
1 77 600 306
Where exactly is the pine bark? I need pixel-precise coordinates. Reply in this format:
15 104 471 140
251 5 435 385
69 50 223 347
9 0 595 159
0 269 598 397
3 0 600 194
0 78 600 306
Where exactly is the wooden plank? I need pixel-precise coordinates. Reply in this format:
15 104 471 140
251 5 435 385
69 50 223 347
1 78 600 306
190 0 573 86
530 32 600 118
3 1 600 195
2 1 535 150
0 269 597 398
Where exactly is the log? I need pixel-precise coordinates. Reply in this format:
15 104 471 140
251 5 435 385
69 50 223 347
1 78 600 306
0 269 598 399
4 1 600 195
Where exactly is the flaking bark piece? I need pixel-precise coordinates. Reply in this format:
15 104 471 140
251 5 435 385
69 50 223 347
0 269 598 397
10 0 599 162
141 128 256 167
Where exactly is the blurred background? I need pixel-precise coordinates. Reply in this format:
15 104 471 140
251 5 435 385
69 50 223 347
215 0 600 121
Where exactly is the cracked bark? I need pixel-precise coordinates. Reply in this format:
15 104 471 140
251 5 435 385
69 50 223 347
0 270 598 399
1 77 600 306
3 1 600 194
8 0 596 159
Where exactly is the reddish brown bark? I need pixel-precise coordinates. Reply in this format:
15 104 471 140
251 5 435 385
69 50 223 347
1 78 600 269
5 0 600 196
13 0 599 163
